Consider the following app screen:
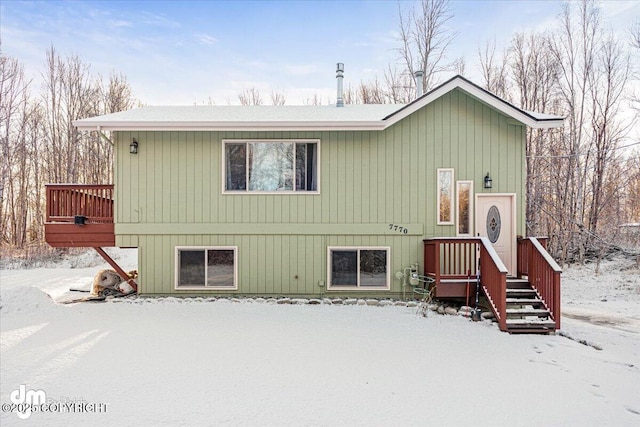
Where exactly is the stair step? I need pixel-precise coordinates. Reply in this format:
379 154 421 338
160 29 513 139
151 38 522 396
506 279 530 289
506 288 537 295
506 318 556 327
506 298 545 305
506 308 550 316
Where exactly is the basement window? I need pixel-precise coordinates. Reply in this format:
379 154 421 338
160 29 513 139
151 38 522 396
223 140 319 193
175 247 237 290
327 247 391 290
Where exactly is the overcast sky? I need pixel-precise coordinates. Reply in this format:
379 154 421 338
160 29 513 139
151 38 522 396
1 0 639 106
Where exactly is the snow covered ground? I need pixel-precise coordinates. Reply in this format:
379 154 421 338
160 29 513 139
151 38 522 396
1 249 639 426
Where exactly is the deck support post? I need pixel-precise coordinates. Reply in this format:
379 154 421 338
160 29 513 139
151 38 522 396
93 247 138 292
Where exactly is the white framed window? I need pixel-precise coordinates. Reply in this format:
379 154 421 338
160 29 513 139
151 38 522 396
223 140 319 193
437 168 454 225
175 246 238 290
327 247 391 290
456 180 474 236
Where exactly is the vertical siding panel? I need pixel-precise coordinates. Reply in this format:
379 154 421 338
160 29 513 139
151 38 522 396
394 124 403 222
253 236 269 293
194 132 204 222
305 236 314 294
345 132 354 223
162 235 171 293
202 132 212 223
329 132 338 223
145 132 154 223
185 132 195 223
153 133 163 222
161 133 171 223
370 132 379 223
240 235 250 292
281 235 290 294
337 132 346 224
265 195 274 223
445 93 457 172
274 193 282 223
361 131 370 224
401 117 410 223
211 132 220 223
410 114 419 225
416 110 426 232
171 235 179 292
176 132 186 222
385 128 394 222
320 132 329 223
272 235 282 294
250 195 259 223
147 236 156 294
291 236 299 294
138 133 148 223
170 132 179 223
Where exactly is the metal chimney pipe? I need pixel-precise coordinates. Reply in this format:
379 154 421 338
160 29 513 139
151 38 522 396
336 63 344 107
414 70 424 98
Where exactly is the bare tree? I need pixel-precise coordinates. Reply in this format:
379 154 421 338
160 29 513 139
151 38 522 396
270 90 286 106
0 53 31 245
303 94 322 106
238 87 263 105
586 34 632 234
396 0 457 95
383 64 413 103
546 0 602 263
452 56 465 76
478 38 510 100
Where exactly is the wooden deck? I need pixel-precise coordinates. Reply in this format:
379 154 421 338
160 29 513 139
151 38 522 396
45 184 115 248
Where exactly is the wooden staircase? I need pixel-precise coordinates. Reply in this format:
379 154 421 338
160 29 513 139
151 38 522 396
504 278 556 334
424 237 561 334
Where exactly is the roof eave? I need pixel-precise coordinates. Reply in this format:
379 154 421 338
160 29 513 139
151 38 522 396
73 121 387 132
529 119 565 129
382 76 565 129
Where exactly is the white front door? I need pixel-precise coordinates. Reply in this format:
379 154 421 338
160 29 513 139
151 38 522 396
475 194 516 275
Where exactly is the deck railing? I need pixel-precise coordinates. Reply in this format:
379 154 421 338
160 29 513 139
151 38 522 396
521 237 562 329
46 184 114 223
424 238 479 283
478 238 508 331
517 237 548 277
424 237 509 331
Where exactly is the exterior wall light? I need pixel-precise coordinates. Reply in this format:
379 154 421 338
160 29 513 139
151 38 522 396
130 138 138 154
484 172 493 189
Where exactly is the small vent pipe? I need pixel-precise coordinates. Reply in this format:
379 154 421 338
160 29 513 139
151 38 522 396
336 63 344 107
415 70 424 98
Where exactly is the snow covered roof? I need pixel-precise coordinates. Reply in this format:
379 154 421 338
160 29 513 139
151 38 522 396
74 75 564 131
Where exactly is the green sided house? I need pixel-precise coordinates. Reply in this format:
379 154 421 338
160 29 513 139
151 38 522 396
45 72 563 333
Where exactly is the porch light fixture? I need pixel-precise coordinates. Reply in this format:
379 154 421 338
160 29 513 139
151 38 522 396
130 138 138 154
484 172 493 189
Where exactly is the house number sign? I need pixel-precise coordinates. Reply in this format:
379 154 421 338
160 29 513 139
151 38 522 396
388 224 409 234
